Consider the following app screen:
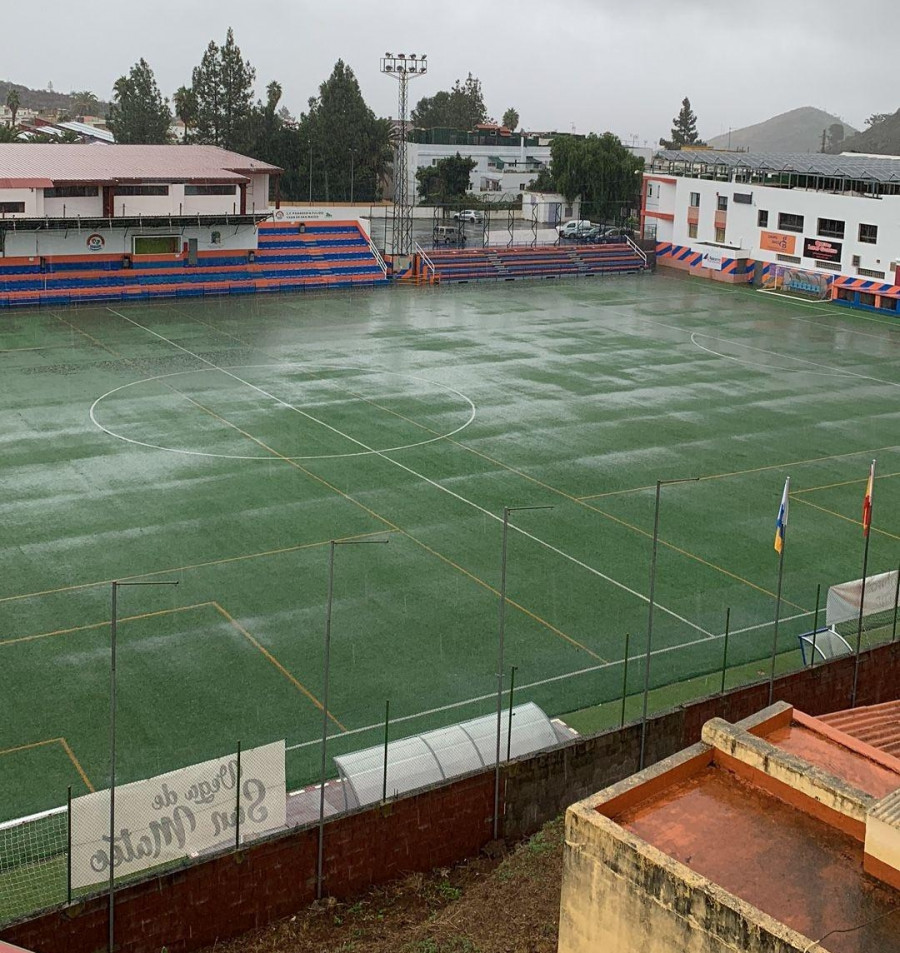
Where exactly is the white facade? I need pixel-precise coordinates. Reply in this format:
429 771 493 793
645 168 900 283
406 141 552 204
520 191 581 225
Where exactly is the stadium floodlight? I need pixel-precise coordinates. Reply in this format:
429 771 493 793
380 50 428 258
316 536 390 901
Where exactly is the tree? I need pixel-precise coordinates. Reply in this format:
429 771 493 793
191 28 256 151
107 59 172 144
416 152 476 203
301 60 392 202
502 107 519 131
663 97 704 148
866 112 891 128
411 74 487 130
547 133 643 222
173 86 198 139
826 122 845 152
69 89 100 118
5 88 20 127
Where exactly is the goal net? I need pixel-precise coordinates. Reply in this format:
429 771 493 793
0 806 68 924
826 570 900 644
761 264 831 300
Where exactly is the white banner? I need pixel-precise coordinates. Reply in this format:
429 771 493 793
701 248 725 271
71 741 285 889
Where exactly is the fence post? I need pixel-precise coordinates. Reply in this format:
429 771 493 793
719 608 731 696
66 785 72 904
893 565 900 642
506 666 518 762
382 700 390 803
620 633 630 728
811 584 821 667
234 741 242 851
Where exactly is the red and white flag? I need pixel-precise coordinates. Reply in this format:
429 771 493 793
862 460 875 537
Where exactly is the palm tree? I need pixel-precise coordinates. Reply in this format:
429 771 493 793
5 88 20 128
69 89 100 118
173 86 198 141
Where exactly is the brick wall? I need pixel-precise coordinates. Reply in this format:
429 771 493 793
5 643 900 953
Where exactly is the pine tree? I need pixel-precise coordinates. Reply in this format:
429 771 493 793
191 29 256 151
668 97 703 148
106 59 172 144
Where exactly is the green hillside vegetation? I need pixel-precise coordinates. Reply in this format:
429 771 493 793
707 107 856 153
0 80 109 117
837 110 900 155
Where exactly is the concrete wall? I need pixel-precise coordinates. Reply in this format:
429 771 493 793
5 642 900 953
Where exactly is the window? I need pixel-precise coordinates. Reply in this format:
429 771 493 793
814 259 841 271
184 184 237 196
758 210 769 227
689 192 700 207
776 253 801 264
733 192 752 204
817 218 845 239
777 212 804 232
715 226 726 243
133 235 179 255
647 184 653 198
44 186 99 198
717 195 728 211
115 185 169 196
859 223 878 244
0 202 25 213
857 267 886 279
688 223 698 238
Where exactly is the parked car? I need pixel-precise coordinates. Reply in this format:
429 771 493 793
557 220 594 240
453 209 485 224
433 225 467 245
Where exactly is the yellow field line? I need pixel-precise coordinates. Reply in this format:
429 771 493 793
576 445 900 502
0 534 382 607
790 496 900 542
59 738 95 792
0 603 213 648
0 738 94 792
791 470 900 495
211 602 348 731
1 604 209 645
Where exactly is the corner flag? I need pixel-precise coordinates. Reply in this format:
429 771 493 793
863 460 875 537
774 477 789 554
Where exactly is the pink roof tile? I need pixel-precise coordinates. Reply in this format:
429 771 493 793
0 145 281 185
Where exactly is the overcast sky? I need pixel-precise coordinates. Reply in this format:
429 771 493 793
1 0 894 143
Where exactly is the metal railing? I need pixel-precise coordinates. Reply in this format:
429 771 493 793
366 233 388 277
414 243 437 282
625 234 649 267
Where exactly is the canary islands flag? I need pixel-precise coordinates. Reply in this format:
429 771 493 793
774 477 790 554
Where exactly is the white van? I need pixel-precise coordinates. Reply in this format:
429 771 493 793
434 225 466 245
557 220 593 240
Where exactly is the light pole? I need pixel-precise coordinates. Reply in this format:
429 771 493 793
108 578 179 953
308 141 313 205
317 536 389 900
494 505 553 839
639 477 698 771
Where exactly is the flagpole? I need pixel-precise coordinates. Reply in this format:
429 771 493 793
851 459 876 708
769 477 789 705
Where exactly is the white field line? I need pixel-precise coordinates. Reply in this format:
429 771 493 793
106 308 711 638
284 607 814 752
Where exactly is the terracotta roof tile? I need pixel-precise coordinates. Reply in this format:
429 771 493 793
820 700 900 757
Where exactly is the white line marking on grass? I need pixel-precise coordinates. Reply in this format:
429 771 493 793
284 607 815 752
689 333 857 378
105 307 711 638
89 364 476 461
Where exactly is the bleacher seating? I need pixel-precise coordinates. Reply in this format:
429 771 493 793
0 220 388 308
421 242 647 284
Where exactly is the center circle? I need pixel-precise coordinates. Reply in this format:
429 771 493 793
89 364 477 460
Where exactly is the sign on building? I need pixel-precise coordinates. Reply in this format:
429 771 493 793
759 231 797 255
803 237 842 262
701 248 725 271
70 741 286 889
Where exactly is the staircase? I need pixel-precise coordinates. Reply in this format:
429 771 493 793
0 220 389 309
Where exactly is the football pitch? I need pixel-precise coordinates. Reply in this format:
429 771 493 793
2 273 899 826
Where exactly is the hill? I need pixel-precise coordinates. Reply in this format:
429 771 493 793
0 80 108 118
707 107 857 153
837 110 900 155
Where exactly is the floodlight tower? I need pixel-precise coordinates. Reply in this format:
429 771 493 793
380 52 427 260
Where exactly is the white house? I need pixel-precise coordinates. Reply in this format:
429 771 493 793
644 150 900 309
0 144 282 258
